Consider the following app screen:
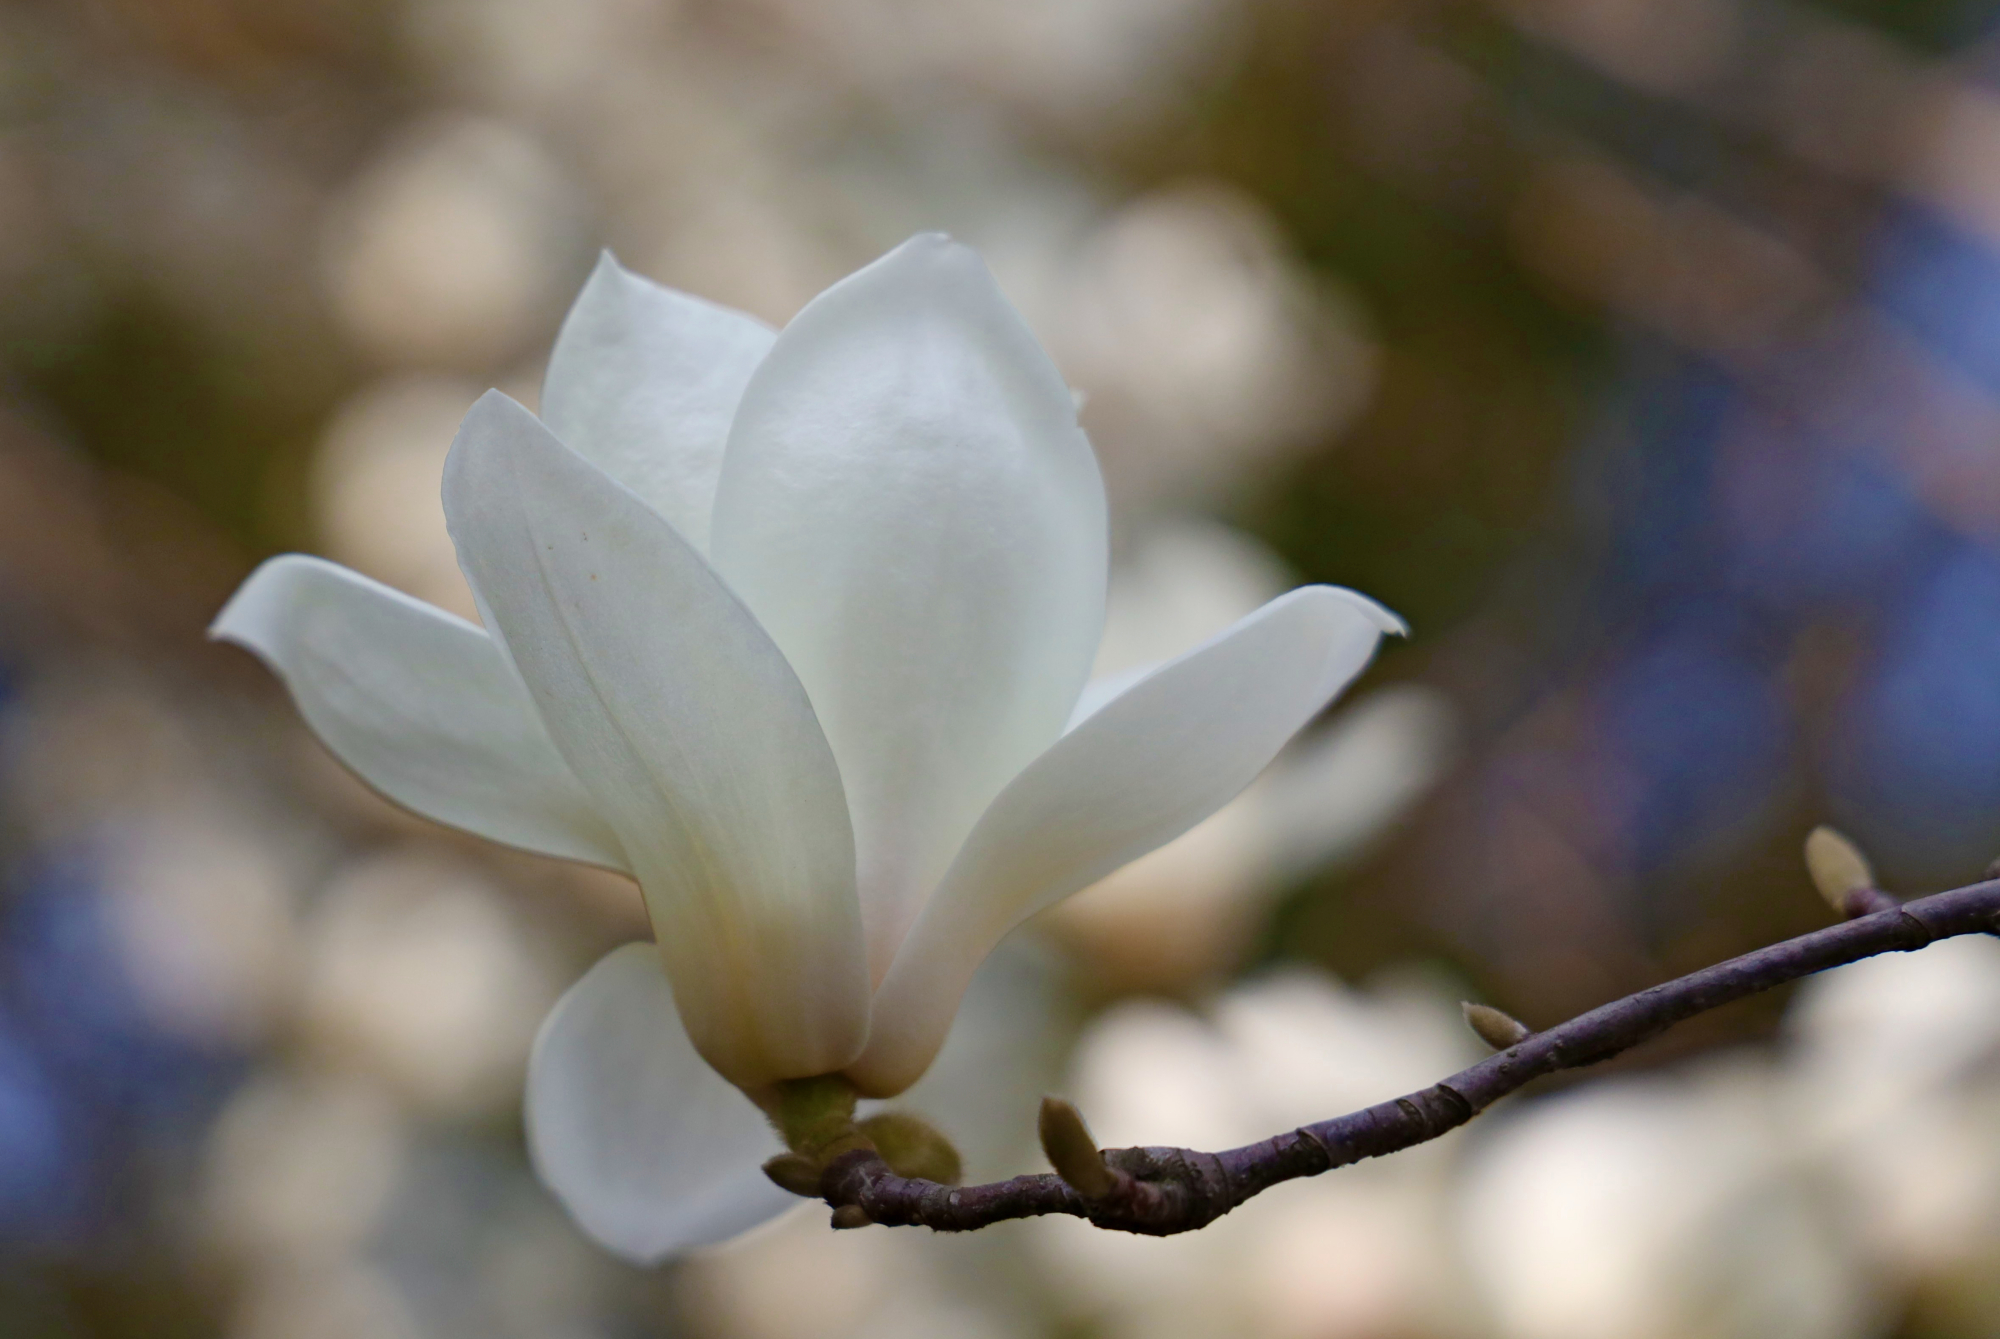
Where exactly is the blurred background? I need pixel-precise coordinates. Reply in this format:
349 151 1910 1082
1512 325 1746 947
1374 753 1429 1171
4 0 2000 1334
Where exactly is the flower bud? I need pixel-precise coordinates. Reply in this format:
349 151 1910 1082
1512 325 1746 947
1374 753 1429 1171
857 1111 963 1185
1804 826 1875 913
1462 1002 1532 1049
1038 1096 1116 1198
761 1153 823 1198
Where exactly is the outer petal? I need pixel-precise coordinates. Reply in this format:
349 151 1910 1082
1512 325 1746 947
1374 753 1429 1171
882 940 1076 1183
211 554 624 869
710 234 1108 979
1065 664 1156 733
848 586 1402 1095
527 945 795 1264
541 253 776 553
443 391 869 1087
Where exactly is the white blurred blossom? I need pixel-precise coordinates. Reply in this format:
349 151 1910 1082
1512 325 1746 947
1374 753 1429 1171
1037 969 1480 1339
203 1070 410 1267
299 848 561 1117
1784 936 2000 1283
100 806 302 1047
405 0 666 111
321 114 583 367
733 0 1239 128
1052 184 1377 521
1457 1058 1880 1339
229 1260 426 1339
312 374 487 623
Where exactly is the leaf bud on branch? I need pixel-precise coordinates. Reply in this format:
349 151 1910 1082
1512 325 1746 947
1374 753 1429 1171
1462 1002 1533 1049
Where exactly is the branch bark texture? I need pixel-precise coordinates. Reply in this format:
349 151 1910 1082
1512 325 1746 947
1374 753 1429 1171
817 879 2000 1236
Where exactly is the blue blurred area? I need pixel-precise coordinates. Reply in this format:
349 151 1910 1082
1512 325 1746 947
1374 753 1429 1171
1593 602 1792 881
7 859 239 1111
1833 542 2000 867
0 1021 83 1242
1581 352 1734 602
1798 204 2000 870
1870 206 2000 392
0 804 243 1250
1485 184 2000 906
1714 424 1934 613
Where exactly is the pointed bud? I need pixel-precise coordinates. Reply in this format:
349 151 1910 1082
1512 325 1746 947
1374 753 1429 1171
830 1204 871 1230
1462 1002 1532 1049
857 1111 963 1185
761 1152 823 1198
1039 1096 1116 1198
1805 826 1875 913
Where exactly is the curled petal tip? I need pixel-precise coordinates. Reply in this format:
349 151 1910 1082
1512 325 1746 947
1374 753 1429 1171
582 248 650 291
209 554 293 645
1328 587 1409 637
470 385 523 415
877 231 975 273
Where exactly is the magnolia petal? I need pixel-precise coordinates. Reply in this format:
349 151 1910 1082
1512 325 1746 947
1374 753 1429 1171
211 554 624 869
711 234 1108 979
541 253 775 552
881 940 1075 1184
1064 664 1156 734
848 586 1402 1095
443 391 869 1086
527 945 795 1265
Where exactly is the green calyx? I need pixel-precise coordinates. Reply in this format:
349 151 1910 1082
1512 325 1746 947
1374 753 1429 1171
757 1074 965 1199
766 1074 866 1163
858 1111 963 1185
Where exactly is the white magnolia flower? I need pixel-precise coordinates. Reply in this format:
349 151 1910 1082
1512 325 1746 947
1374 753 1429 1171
212 234 1400 1261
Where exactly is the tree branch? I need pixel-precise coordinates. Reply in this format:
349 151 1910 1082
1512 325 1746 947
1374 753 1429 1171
814 878 2000 1235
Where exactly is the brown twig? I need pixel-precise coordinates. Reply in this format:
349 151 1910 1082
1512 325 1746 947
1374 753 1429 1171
812 878 2000 1235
